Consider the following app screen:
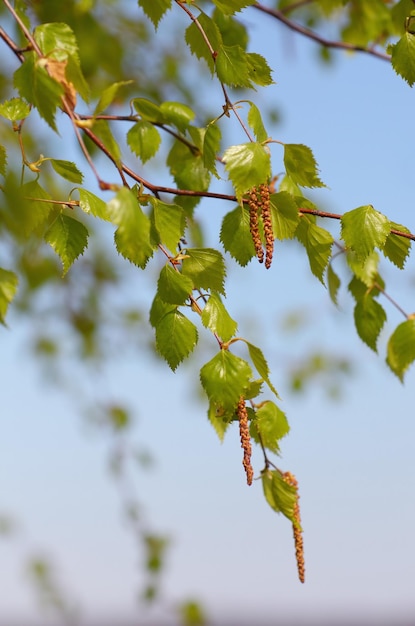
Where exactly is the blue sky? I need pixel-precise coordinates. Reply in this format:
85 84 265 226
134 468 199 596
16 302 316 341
1 6 415 626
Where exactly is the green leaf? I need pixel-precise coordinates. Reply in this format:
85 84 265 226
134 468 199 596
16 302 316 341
0 97 30 121
261 469 297 524
390 32 415 86
347 250 381 288
185 13 222 73
127 120 161 164
151 199 185 252
295 217 333 283
155 309 198 371
250 401 290 454
247 102 268 143
138 0 172 28
0 144 6 176
354 296 387 352
44 214 88 275
327 263 341 306
89 120 121 164
182 248 226 294
341 205 391 260
106 188 154 268
207 401 232 441
157 265 194 305
132 98 164 123
167 139 210 198
223 142 271 201
14 52 63 131
383 222 412 269
200 350 252 413
386 318 415 381
78 189 110 221
7 179 54 237
246 52 274 87
220 204 256 266
149 292 176 328
284 144 325 188
94 80 133 115
216 45 253 88
34 22 79 61
201 292 237 342
269 192 300 240
212 0 256 15
159 101 195 133
203 124 221 177
49 159 83 183
0 268 18 324
244 341 279 397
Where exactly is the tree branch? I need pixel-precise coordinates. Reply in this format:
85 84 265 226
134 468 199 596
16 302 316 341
252 3 391 62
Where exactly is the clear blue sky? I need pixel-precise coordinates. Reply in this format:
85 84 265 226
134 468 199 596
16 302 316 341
1 6 415 626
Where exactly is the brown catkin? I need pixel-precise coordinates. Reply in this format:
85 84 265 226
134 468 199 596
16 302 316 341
259 183 273 269
248 187 264 263
237 397 254 486
283 472 305 584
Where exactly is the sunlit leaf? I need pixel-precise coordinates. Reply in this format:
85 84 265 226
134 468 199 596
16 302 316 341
201 292 237 342
354 295 387 352
138 0 172 28
341 205 390 260
251 401 289 454
200 350 252 413
157 264 194 305
49 159 83 183
0 268 18 324
182 248 226 294
261 469 297 524
44 214 88 275
155 309 198 370
127 120 161 164
223 142 271 201
386 318 415 381
220 205 256 266
295 217 333 283
0 97 30 121
284 144 325 188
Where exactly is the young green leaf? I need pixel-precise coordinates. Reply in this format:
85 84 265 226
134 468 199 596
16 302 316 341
78 189 110 221
94 80 133 115
90 120 121 164
11 180 54 237
157 265 194 305
222 142 271 201
159 101 195 133
203 124 221 177
44 214 88 275
250 401 290 454
212 0 256 14
185 13 222 73
269 192 300 240
200 350 253 413
155 309 198 371
246 52 274 87
284 144 325 188
106 188 154 268
243 341 279 397
0 97 30 122
151 199 185 253
0 268 18 324
34 22 79 60
216 45 253 88
207 401 232 441
167 140 211 197
390 32 415 86
341 205 391 260
383 222 412 269
386 318 415 381
220 204 256 266
201 292 238 342
347 250 380 288
261 469 297 524
14 53 64 131
149 292 176 328
138 0 172 28
127 120 162 164
295 217 333 283
354 295 387 352
132 98 165 123
247 102 268 142
49 159 83 183
182 248 226 294
327 263 341 306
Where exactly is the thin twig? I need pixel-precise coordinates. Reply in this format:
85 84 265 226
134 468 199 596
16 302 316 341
252 3 391 62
